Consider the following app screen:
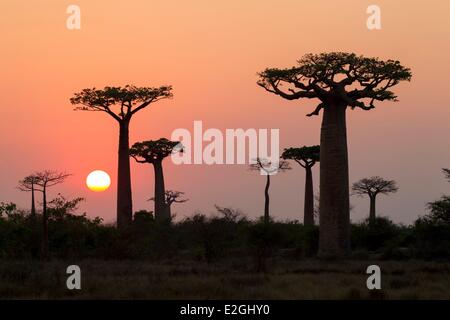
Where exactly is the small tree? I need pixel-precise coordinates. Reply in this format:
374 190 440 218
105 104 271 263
282 145 320 226
249 158 291 224
130 139 181 222
352 176 398 222
34 170 71 258
18 175 41 217
70 85 173 229
425 196 450 225
149 190 188 219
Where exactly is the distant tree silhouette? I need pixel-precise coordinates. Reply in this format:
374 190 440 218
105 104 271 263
34 170 70 258
282 146 320 226
258 52 411 257
70 85 173 229
352 176 398 223
18 175 41 218
149 190 188 220
425 196 450 225
443 168 450 182
130 139 181 222
250 158 291 224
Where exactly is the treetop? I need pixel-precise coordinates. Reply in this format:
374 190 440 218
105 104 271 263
257 52 412 116
130 138 181 163
70 85 173 121
282 145 320 167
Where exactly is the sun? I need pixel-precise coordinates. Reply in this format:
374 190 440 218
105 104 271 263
86 170 111 192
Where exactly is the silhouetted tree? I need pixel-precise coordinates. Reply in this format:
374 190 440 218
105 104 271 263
425 196 450 225
149 190 188 219
258 52 411 256
34 170 70 258
70 85 173 229
250 158 291 224
443 168 450 182
130 139 181 222
282 146 320 226
18 175 41 218
352 176 398 223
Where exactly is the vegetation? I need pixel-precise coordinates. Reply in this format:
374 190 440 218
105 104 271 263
0 202 448 262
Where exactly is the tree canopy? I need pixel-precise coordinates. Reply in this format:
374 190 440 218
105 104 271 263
352 176 398 197
18 175 40 192
70 85 173 122
443 168 450 182
257 52 412 116
130 138 181 164
282 145 320 168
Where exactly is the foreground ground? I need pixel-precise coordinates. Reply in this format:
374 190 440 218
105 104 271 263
0 258 449 299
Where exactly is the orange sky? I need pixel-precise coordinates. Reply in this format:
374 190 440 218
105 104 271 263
1 0 449 224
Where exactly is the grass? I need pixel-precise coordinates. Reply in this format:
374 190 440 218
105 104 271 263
0 258 449 299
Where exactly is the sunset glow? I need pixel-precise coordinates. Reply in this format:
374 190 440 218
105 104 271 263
86 170 111 192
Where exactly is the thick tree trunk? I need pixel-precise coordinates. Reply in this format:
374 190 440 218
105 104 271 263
42 188 49 259
31 184 36 217
264 174 270 224
153 160 169 222
369 195 376 223
318 103 350 257
304 166 314 226
117 121 133 229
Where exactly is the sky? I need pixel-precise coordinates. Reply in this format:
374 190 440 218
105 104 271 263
0 0 449 224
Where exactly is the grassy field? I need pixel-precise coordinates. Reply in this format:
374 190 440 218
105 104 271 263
0 258 449 299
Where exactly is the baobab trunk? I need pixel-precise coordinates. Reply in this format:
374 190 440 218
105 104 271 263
264 175 270 224
153 160 169 222
42 188 49 259
31 184 36 217
117 121 133 229
304 166 314 226
369 195 376 223
319 103 350 257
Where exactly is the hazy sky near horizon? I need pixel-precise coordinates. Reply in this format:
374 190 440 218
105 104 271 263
1 0 449 224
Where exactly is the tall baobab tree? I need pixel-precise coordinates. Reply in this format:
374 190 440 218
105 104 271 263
282 146 320 226
250 158 291 224
18 175 41 217
34 170 70 258
258 52 411 256
149 190 188 219
70 85 173 229
352 176 398 223
130 138 181 222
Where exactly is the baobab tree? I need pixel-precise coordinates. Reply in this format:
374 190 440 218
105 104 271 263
258 52 411 256
130 138 181 222
18 174 41 217
282 145 320 226
149 190 188 219
70 85 173 229
352 176 398 223
250 158 291 224
34 170 70 258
